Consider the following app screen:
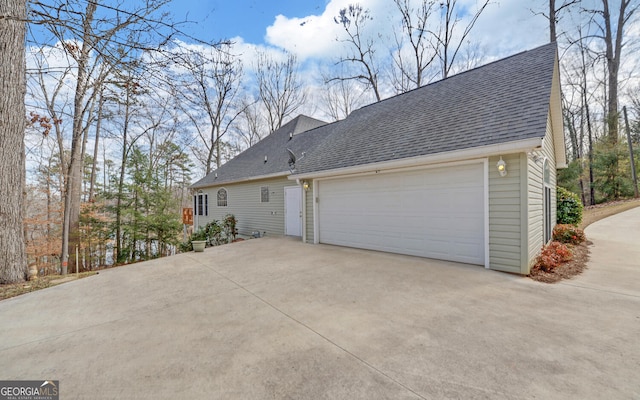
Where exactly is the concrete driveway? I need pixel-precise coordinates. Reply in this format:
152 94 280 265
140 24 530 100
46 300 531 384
1 209 639 399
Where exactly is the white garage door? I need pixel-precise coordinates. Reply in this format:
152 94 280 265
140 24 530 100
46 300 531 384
318 163 485 265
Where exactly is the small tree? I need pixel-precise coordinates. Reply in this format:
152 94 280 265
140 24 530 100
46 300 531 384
557 187 583 225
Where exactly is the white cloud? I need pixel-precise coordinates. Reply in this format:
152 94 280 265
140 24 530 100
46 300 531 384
260 0 552 64
264 0 398 61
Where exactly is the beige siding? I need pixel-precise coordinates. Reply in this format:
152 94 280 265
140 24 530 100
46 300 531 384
305 186 314 243
488 153 522 273
194 176 293 237
527 114 558 270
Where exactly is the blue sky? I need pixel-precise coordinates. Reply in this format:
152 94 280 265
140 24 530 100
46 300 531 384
169 0 330 44
162 0 557 66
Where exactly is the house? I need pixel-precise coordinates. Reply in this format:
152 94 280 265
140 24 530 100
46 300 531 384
191 42 565 275
190 115 327 237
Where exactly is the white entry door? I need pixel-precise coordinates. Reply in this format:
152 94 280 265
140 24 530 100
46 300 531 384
284 186 302 237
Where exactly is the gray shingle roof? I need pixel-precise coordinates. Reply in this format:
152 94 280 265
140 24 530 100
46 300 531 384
192 43 558 187
191 115 327 188
293 42 558 175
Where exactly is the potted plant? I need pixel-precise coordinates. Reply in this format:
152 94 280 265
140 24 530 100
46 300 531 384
191 227 208 252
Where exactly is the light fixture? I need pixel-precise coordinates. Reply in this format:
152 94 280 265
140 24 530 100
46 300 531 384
497 156 507 177
303 181 310 191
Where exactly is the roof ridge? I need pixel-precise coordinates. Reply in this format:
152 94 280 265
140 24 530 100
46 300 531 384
352 42 557 115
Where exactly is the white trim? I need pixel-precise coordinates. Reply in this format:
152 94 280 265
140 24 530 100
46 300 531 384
313 179 319 244
301 183 307 243
542 156 553 245
312 158 487 183
520 153 530 274
291 138 544 180
284 186 303 237
483 158 490 269
192 171 289 189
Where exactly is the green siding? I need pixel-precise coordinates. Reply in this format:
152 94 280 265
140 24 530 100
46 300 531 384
305 187 314 243
488 153 522 273
526 114 558 271
194 176 294 237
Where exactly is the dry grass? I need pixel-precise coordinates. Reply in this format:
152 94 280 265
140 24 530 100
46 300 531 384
580 198 640 229
0 272 97 301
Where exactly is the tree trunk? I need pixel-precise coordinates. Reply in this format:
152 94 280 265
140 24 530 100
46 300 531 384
602 0 633 143
0 0 28 283
115 93 130 264
549 0 557 42
60 1 96 274
89 90 104 202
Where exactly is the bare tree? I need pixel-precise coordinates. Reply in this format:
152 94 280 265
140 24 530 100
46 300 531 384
30 0 177 273
235 97 265 149
178 43 244 173
321 76 366 121
391 0 438 92
255 51 307 133
332 4 381 101
543 0 580 42
0 0 28 283
588 0 639 142
432 0 490 79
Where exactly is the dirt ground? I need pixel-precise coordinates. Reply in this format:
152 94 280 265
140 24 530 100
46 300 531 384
0 272 97 301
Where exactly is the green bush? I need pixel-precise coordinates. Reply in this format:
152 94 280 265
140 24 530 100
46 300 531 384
223 214 238 242
557 187 583 225
553 224 585 245
204 220 223 245
178 241 193 252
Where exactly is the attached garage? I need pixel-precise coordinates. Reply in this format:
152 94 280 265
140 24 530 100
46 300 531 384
316 162 486 266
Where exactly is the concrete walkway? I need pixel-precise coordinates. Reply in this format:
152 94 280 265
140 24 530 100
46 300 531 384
0 209 639 399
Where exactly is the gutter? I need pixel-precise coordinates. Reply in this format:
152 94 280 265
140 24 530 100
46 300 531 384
289 137 544 180
191 171 290 189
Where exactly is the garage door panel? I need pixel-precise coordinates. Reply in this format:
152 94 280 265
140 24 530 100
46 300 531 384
318 164 485 265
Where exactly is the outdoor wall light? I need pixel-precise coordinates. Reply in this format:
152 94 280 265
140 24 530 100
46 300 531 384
497 156 507 177
303 181 310 191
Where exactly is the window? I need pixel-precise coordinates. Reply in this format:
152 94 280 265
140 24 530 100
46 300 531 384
217 188 228 207
543 159 551 185
543 159 552 243
194 192 208 216
261 186 269 203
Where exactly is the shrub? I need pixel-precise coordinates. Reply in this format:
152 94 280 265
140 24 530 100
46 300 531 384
204 220 223 245
557 187 583 225
178 241 193 252
191 226 208 241
553 224 585 245
223 214 238 242
534 241 573 272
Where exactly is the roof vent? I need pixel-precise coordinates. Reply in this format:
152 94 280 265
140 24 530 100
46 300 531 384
289 132 293 141
264 155 267 163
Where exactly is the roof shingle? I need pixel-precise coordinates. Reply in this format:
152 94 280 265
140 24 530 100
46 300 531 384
191 115 327 188
294 42 558 175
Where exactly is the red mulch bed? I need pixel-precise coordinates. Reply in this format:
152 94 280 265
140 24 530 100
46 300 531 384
529 240 592 283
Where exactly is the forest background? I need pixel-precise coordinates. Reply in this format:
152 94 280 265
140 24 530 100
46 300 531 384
2 0 638 282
